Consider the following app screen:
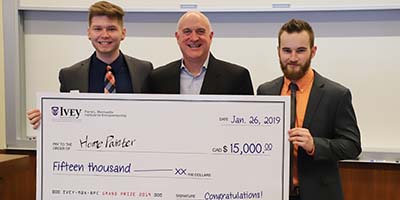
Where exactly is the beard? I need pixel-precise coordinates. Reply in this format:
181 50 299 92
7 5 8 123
280 55 312 81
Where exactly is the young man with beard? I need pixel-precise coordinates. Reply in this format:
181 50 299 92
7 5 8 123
257 19 361 200
27 1 153 129
149 11 253 95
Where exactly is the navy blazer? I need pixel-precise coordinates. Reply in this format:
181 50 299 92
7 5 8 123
257 70 361 200
149 54 254 95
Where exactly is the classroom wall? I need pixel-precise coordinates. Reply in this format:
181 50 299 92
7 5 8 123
20 10 400 152
0 0 6 149
4 1 400 153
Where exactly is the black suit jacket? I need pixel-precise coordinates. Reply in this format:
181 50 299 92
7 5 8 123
257 70 361 200
58 54 153 93
149 54 254 95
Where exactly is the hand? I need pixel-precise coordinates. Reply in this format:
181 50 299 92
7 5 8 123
27 109 41 129
288 128 315 155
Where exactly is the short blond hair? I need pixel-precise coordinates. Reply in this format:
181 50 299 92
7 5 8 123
88 1 125 27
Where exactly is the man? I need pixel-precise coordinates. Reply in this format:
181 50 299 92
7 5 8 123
150 11 253 95
257 19 361 200
27 1 153 128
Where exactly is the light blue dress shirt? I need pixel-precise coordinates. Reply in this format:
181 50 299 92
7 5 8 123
180 54 210 94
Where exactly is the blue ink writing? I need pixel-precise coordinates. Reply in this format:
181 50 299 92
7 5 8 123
80 135 136 149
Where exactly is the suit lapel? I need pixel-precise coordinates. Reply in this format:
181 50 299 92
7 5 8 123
200 54 221 94
271 78 284 95
159 59 181 94
77 59 90 92
125 55 141 93
170 60 182 94
303 71 325 129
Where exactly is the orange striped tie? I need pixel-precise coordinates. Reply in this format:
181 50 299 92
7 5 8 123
104 65 116 93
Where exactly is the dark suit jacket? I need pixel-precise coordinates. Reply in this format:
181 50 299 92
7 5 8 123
58 54 153 93
149 54 254 95
257 70 361 200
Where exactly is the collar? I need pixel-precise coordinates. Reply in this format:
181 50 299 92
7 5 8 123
180 52 210 71
283 68 314 93
93 51 124 72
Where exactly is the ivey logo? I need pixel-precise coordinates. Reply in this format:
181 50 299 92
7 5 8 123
51 106 82 119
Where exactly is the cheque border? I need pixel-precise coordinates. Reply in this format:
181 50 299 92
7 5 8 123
39 95 289 200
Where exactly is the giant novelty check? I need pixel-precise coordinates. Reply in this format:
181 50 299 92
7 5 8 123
37 93 290 200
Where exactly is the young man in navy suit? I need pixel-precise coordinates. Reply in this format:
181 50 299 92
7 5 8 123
27 1 153 128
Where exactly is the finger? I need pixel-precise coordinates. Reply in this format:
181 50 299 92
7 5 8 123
33 122 40 130
30 116 41 125
289 131 305 139
27 109 40 115
289 135 310 145
288 131 299 138
27 112 41 120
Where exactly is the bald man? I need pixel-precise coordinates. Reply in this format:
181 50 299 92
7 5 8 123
149 11 254 95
